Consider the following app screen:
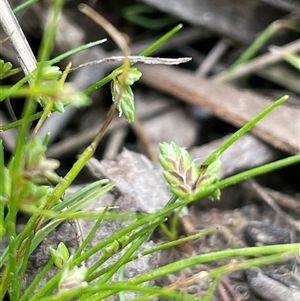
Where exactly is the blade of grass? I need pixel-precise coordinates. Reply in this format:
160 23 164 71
34 0 64 79
16 231 34 300
218 20 300 83
0 112 43 131
81 233 151 301
20 258 54 301
52 179 110 212
202 95 288 166
139 24 183 56
38 282 201 301
0 140 4 239
72 207 109 261
47 39 107 66
13 0 39 14
128 244 299 286
190 154 300 201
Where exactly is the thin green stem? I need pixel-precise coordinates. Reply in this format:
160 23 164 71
170 205 183 239
208 252 291 278
17 231 34 300
13 0 39 14
72 208 109 261
34 0 64 80
0 112 42 131
7 93 38 299
131 228 217 260
38 282 200 301
158 223 174 239
85 233 151 301
20 258 54 301
202 95 288 166
0 73 34 102
139 24 183 56
32 99 54 137
201 276 220 301
128 244 299 285
0 140 4 240
47 39 107 66
191 154 300 201
219 20 300 83
118 264 126 301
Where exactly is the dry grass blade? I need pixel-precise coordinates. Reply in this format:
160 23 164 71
0 34 11 44
78 3 131 132
78 3 130 84
214 39 300 82
70 56 192 72
0 0 37 74
248 179 300 233
76 3 133 155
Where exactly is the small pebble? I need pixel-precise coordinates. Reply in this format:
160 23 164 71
246 268 300 301
243 221 290 247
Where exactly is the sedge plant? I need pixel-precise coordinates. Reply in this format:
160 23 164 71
0 1 299 300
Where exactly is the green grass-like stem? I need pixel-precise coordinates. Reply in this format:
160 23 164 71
34 0 63 80
17 231 34 300
128 244 299 285
0 112 42 131
0 140 4 239
82 233 150 301
202 95 288 166
190 154 300 201
86 220 163 282
20 258 54 301
47 39 107 66
219 20 300 83
72 207 109 262
139 24 183 56
13 0 39 14
38 282 201 301
131 228 217 259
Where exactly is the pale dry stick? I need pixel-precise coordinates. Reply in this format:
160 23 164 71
188 38 231 120
196 38 231 76
264 188 300 214
102 127 128 159
131 118 158 161
78 3 130 91
0 0 37 75
70 56 192 72
76 4 132 166
217 282 232 301
214 39 300 82
166 266 238 301
243 183 300 214
0 34 11 44
219 276 240 301
248 179 300 234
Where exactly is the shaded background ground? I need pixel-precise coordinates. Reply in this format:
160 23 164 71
0 0 300 300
